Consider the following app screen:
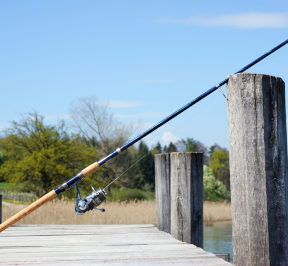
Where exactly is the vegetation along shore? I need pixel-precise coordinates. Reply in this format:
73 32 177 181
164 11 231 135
0 98 231 226
2 199 231 226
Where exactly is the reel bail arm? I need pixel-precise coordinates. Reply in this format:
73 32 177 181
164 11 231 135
74 183 107 215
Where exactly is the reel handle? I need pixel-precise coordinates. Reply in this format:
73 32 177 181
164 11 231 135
95 207 105 212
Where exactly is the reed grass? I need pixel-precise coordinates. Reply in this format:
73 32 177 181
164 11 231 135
203 201 232 226
0 191 35 202
2 199 231 226
2 199 156 225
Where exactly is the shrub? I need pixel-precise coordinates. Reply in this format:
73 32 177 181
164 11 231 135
0 191 35 202
203 165 230 201
108 187 155 201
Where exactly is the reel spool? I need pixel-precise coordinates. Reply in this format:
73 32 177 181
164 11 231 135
74 184 108 215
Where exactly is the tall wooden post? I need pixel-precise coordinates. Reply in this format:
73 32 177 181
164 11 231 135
227 73 288 265
155 154 171 233
170 152 203 248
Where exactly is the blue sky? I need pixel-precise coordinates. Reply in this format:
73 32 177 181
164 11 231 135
1 1 288 149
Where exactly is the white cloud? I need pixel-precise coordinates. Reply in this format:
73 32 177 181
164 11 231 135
104 100 147 108
160 12 288 29
161 132 180 146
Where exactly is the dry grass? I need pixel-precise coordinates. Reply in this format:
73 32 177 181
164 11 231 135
203 201 232 226
3 199 156 225
3 200 231 226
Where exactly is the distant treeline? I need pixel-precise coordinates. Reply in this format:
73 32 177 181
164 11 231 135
0 97 230 201
160 138 230 192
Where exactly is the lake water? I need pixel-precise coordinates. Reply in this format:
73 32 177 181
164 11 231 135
204 221 233 263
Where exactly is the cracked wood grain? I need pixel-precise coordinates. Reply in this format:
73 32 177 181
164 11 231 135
170 152 203 248
227 73 288 265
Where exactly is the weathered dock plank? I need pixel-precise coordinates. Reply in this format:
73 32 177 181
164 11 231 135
0 225 231 265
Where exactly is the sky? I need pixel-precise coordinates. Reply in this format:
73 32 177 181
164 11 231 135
1 0 288 150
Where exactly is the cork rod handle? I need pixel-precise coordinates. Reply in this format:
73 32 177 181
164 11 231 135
0 190 57 233
81 162 100 177
0 161 101 232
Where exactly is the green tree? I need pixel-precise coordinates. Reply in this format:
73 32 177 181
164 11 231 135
203 165 230 201
135 141 155 190
0 151 4 166
0 112 102 197
155 141 162 154
184 138 198 152
181 138 209 164
163 142 177 153
151 141 162 156
208 143 222 156
0 150 4 182
209 149 230 191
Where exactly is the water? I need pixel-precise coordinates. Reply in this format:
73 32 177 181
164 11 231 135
204 221 233 263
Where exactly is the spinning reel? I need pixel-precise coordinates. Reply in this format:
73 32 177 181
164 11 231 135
74 183 108 215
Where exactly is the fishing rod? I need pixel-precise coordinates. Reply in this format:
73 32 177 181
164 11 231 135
1 38 287 232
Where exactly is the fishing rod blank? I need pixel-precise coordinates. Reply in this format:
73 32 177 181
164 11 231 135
0 38 287 233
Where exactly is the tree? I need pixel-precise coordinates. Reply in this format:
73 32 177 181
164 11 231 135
209 148 230 191
70 96 139 189
151 141 162 156
0 151 4 182
135 141 155 190
0 112 102 197
184 138 198 152
0 151 4 166
203 165 230 201
208 143 222 157
70 96 137 155
163 142 177 153
174 140 186 152
181 138 209 164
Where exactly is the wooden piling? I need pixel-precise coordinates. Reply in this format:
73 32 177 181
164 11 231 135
227 73 288 265
170 152 203 248
155 154 171 233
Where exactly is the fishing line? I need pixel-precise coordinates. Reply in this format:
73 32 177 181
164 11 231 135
104 92 222 189
104 43 288 189
244 44 288 72
1 39 287 233
216 87 227 99
104 152 151 190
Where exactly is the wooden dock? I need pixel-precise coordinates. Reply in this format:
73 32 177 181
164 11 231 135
0 224 231 265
